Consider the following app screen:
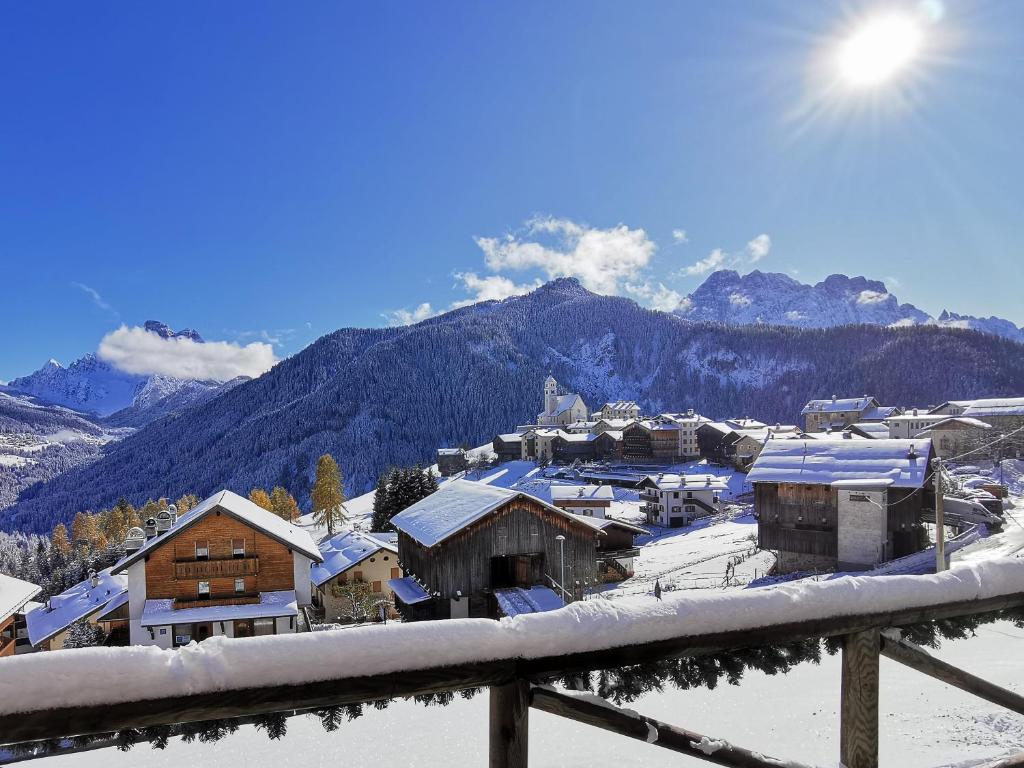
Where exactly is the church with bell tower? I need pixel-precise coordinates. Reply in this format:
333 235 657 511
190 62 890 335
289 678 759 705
536 375 589 426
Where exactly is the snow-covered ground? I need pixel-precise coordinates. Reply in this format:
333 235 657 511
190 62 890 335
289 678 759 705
36 620 1024 768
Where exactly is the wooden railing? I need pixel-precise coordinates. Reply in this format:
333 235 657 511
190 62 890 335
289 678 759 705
172 593 260 610
2 583 1024 767
174 556 259 580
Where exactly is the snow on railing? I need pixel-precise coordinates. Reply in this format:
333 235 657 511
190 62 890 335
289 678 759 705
1 559 1023 719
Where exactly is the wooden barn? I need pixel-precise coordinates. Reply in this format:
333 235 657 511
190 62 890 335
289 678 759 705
747 439 935 574
388 480 601 621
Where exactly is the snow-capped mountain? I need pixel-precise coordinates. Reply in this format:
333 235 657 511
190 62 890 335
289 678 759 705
5 278 1024 534
676 270 1024 343
5 321 230 422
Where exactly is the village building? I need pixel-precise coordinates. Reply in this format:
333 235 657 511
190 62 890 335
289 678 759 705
26 567 128 651
696 421 737 465
639 473 729 527
549 484 614 518
572 515 646 582
493 433 523 463
388 480 601 621
1 574 41 657
962 397 1024 432
747 439 934 574
596 400 641 420
536 375 589 427
112 490 323 647
884 410 956 439
436 448 468 477
928 400 974 417
310 530 401 623
800 396 901 433
658 411 710 460
916 417 993 460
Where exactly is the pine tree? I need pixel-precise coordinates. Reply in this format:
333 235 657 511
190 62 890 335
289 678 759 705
370 469 394 532
248 488 274 512
269 486 301 522
63 619 105 649
51 524 71 556
311 454 346 536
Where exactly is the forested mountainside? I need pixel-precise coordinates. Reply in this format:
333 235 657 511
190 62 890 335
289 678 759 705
677 270 1024 343
5 278 1024 534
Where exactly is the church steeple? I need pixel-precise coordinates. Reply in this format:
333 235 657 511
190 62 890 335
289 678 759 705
544 375 558 416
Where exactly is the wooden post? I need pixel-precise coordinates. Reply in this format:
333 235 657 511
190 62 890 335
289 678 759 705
933 457 945 572
840 629 880 768
490 679 529 768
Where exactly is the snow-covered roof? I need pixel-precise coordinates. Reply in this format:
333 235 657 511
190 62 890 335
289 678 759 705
387 576 431 605
550 485 614 502
659 412 709 425
390 479 597 548
847 422 890 438
113 490 323 573
311 530 399 587
496 433 523 443
542 393 585 417
437 448 464 456
569 514 647 536
723 418 767 430
746 439 932 488
699 421 735 436
924 417 993 431
141 590 298 626
861 406 901 421
646 473 729 492
801 396 878 415
600 401 640 412
495 586 564 617
0 573 41 624
594 418 635 430
26 567 127 646
95 590 130 621
963 397 1024 418
927 400 974 414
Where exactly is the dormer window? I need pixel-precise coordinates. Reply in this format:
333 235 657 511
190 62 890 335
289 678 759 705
195 541 209 560
232 538 245 558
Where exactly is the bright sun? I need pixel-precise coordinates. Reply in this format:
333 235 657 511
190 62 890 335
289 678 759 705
837 13 924 87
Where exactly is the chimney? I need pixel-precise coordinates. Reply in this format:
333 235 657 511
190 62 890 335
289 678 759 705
156 510 172 533
89 569 99 589
912 408 919 417
144 517 158 539
168 504 178 525
687 409 694 417
125 526 146 553
908 443 918 459
832 394 837 403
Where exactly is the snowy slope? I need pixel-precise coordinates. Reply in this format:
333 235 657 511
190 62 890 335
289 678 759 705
677 270 1024 343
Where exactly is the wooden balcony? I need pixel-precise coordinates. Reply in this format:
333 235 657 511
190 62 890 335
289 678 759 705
174 556 259 580
173 593 260 611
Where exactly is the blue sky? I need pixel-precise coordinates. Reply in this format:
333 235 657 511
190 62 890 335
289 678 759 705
1 1 1022 381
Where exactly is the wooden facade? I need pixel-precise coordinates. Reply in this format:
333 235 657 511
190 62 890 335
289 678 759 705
396 496 600 620
756 481 929 572
0 615 14 658
143 511 297 606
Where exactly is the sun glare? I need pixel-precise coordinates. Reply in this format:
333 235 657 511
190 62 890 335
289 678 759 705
837 13 924 87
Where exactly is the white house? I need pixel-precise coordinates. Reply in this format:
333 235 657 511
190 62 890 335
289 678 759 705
550 484 614 518
597 401 641 420
640 473 728 527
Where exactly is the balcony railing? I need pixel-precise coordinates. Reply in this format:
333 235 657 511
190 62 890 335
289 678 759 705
174 556 259 580
173 593 260 611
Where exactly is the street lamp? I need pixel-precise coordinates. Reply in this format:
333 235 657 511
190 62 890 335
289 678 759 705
555 535 567 603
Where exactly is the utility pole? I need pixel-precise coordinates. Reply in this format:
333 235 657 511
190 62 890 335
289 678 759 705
933 457 945 572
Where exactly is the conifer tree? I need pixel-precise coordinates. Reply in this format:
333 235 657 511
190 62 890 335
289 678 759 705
269 486 301 522
370 469 394 532
311 454 346 536
248 488 274 512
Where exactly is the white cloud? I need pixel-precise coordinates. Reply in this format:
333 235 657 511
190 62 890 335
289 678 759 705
681 248 727 277
729 292 753 308
885 275 901 289
624 282 684 312
72 282 117 316
383 302 437 326
672 229 689 244
746 234 771 263
451 272 542 308
98 325 276 381
857 289 890 305
474 216 656 295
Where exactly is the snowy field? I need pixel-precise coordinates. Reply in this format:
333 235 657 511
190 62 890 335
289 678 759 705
36 621 1024 768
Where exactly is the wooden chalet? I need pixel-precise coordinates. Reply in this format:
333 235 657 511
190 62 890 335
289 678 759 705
112 490 323 647
0 574 41 657
389 480 601 621
747 439 935 574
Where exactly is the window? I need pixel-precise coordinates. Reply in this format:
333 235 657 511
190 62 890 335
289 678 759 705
686 491 693 499
232 538 245 558
195 541 209 560
383 555 389 561
354 570 364 582
198 581 210 599
391 567 400 579
159 628 167 635
372 580 382 593
234 578 245 594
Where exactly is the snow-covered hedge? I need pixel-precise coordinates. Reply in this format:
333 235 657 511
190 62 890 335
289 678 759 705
1 558 1022 716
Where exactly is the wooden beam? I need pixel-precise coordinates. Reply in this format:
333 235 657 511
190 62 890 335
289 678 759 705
840 629 880 768
1 592 1022 746
490 680 529 768
530 686 807 768
880 634 1024 717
